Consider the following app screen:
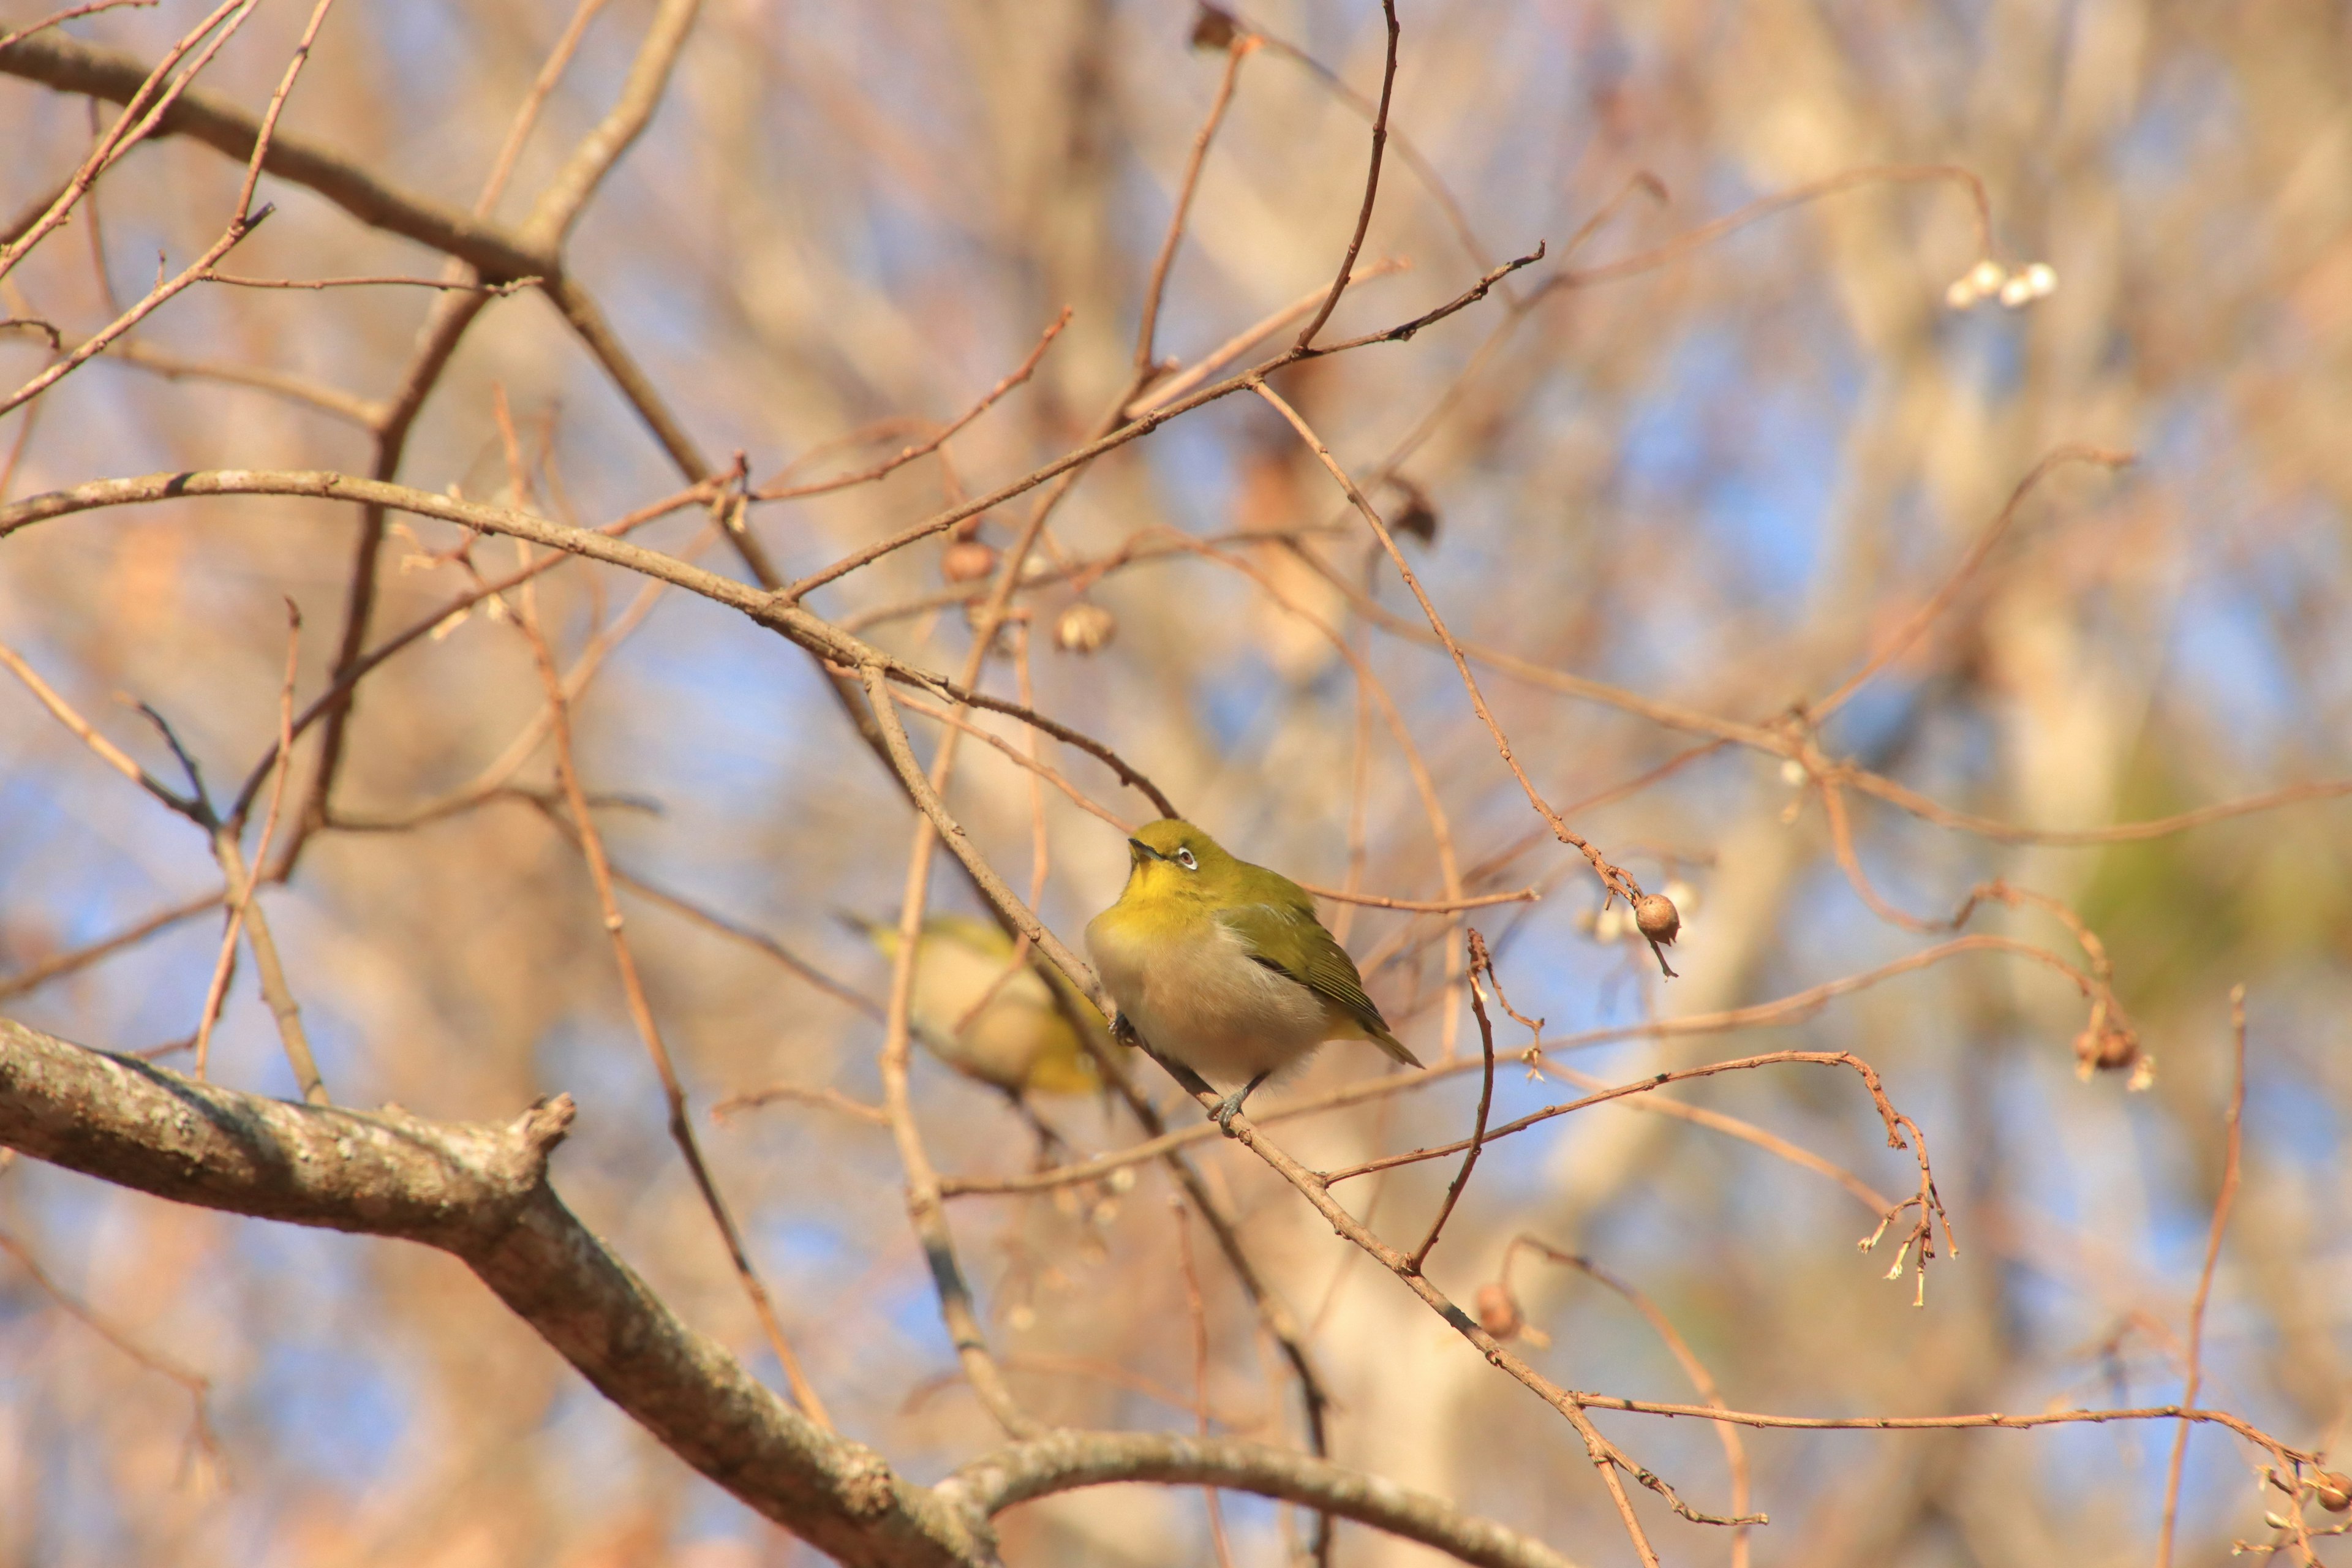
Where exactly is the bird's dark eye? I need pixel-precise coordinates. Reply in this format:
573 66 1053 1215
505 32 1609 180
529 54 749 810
1175 848 1198 870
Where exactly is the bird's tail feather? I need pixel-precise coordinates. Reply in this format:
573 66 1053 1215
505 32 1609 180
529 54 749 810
1371 1026 1423 1069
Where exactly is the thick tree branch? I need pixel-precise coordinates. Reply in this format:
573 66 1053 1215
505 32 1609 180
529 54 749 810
0 1015 974 1565
0 1017 1591 1568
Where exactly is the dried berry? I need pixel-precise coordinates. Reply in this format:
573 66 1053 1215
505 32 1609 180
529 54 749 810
2315 1471 2352 1512
1633 893 1681 945
1474 1282 1521 1340
1054 601 1117 654
941 540 998 584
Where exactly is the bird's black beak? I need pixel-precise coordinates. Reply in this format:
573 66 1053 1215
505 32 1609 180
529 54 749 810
1127 837 1166 862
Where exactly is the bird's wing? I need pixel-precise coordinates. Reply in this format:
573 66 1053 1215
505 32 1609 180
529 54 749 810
1218 900 1422 1068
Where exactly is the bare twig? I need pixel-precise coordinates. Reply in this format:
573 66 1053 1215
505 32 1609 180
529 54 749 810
2155 985 2248 1568
229 0 339 223
1134 36 1255 375
1291 0 1399 352
1406 929 1498 1273
710 1083 889 1126
0 1223 219 1466
0 0 154 55
1172 1199 1240 1568
1812 445 2133 718
198 270 539 293
755 309 1072 502
512 545 833 1431
0 890 222 1003
192 603 301 1079
1250 380 1667 973
1500 1239 1762 1556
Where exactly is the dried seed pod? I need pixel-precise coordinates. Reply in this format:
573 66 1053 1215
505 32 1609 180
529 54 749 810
2073 1019 2146 1082
1634 893 1681 944
1190 3 1237 48
1055 601 1117 654
1474 1282 1521 1340
1390 477 1439 545
941 540 998 584
2315 1471 2352 1512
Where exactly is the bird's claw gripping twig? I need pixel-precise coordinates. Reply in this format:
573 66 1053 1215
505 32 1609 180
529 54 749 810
1208 1070 1268 1136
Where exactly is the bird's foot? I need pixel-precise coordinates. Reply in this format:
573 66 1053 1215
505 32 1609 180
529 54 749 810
1208 1071 1269 1137
1109 1011 1138 1049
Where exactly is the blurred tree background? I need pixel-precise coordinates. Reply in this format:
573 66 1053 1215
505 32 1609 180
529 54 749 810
2 0 2350 1564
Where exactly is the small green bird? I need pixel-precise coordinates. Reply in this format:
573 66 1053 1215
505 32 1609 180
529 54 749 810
847 913 1110 1097
1085 818 1422 1129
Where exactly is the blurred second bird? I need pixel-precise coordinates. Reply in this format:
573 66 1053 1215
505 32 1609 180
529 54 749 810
847 913 1110 1096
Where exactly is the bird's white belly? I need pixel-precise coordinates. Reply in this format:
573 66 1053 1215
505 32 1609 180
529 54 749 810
1087 912 1328 1086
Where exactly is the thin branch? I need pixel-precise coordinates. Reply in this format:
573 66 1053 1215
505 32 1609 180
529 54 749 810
0 0 258 284
0 470 1181 820
1300 243 1546 358
206 827 326 1102
0 0 154 55
229 0 338 222
1501 1240 1762 1553
946 936 2041 1199
2155 986 2248 1568
1547 163 1998 295
1134 36 1255 375
755 309 1071 502
513 549 833 1431
946 1429 1585 1568
228 478 717 825
192 603 301 1079
1291 0 1398 351
1406 929 1497 1272
198 270 538 293
864 672 1043 1440
1251 380 1667 973
710 1084 889 1126
0 1223 217 1464
1171 1199 1240 1568
1812 445 2132 718
0 890 221 1003
476 0 611 215
2 203 268 417
1121 260 1406 418
0 638 192 813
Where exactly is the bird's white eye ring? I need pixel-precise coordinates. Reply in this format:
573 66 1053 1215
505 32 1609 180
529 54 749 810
1175 848 1198 870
